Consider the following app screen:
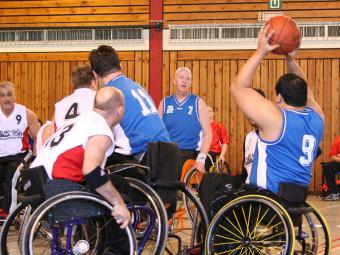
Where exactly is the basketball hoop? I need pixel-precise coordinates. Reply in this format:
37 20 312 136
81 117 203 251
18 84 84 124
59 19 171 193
258 11 283 23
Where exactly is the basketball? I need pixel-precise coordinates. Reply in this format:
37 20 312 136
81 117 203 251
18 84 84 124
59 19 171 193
265 15 301 55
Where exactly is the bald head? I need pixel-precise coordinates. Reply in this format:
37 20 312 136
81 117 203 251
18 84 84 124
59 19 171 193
94 87 124 127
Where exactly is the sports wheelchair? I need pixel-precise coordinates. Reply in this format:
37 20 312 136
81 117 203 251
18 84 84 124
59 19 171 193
0 167 141 255
1 166 172 255
204 183 331 255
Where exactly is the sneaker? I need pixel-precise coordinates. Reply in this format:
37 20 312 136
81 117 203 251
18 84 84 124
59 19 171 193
322 193 339 201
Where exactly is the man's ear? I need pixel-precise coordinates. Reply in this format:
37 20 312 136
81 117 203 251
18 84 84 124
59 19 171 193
276 94 283 104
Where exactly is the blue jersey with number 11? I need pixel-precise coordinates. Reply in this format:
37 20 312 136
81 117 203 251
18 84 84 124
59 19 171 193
107 75 170 154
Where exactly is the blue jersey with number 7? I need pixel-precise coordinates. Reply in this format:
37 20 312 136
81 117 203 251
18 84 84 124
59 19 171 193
249 108 324 193
107 75 170 154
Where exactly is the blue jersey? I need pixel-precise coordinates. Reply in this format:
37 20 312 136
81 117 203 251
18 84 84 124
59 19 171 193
162 94 202 150
249 108 324 193
107 75 170 154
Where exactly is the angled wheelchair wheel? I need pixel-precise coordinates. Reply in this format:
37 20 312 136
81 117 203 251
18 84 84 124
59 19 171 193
182 168 203 224
293 201 331 255
0 202 33 255
166 182 209 255
206 194 295 255
125 177 168 255
21 191 138 255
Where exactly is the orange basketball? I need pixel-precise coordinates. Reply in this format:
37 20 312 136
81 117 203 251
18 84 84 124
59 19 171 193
265 15 301 55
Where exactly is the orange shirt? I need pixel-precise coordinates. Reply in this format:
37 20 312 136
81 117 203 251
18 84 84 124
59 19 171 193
329 136 340 158
209 121 230 153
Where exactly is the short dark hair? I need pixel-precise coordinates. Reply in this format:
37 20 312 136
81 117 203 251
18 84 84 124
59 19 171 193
89 45 121 77
275 73 307 107
71 65 95 90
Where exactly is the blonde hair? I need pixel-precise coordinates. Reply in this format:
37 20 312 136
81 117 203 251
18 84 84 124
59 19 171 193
0 81 14 91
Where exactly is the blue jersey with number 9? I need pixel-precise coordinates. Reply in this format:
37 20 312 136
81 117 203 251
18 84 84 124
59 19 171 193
107 75 170 154
249 108 324 193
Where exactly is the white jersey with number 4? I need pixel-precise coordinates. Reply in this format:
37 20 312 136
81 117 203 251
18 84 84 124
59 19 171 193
54 88 96 130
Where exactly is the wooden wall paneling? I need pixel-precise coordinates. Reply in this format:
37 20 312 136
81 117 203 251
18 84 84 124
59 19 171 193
191 60 200 97
14 62 22 103
331 59 339 140
236 60 246 174
48 62 56 120
214 60 223 122
41 62 49 123
323 59 332 168
222 60 231 164
0 62 8 81
62 61 71 99
0 0 149 8
260 60 269 106
164 0 340 25
55 62 64 103
28 62 36 111
127 60 135 81
7 62 15 86
33 62 42 119
206 60 214 106
134 51 143 87
177 60 185 72
162 51 170 98
141 51 149 91
120 61 128 77
21 62 30 109
184 61 192 72
198 61 207 107
315 59 324 183
229 60 238 174
169 51 178 96
267 60 276 107
307 59 317 191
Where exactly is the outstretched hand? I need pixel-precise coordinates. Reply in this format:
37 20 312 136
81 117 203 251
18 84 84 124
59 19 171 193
257 25 279 57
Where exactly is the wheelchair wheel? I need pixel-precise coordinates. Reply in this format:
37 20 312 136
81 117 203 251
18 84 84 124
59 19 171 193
125 177 168 255
206 194 295 255
166 182 209 255
0 202 33 255
182 168 203 224
293 202 331 255
21 191 138 255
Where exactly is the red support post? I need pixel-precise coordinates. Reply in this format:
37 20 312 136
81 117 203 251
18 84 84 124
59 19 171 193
149 0 163 106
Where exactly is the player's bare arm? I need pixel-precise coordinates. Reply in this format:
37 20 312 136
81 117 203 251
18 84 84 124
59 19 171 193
83 135 130 229
194 99 212 173
230 26 282 141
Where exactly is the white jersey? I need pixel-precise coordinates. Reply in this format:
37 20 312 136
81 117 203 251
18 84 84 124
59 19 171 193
31 111 114 182
244 130 258 184
112 124 132 155
36 120 52 153
54 88 96 129
0 103 29 157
